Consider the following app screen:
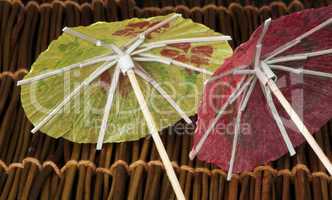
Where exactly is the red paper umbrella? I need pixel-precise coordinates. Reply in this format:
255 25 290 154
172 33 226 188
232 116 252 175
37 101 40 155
190 6 332 180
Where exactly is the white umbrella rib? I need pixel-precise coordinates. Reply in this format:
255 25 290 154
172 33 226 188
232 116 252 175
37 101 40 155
133 56 171 65
134 67 192 124
189 76 251 160
131 44 166 55
17 54 117 86
205 65 250 84
63 27 102 46
267 48 332 64
142 36 232 48
227 77 254 180
239 78 257 112
143 14 181 35
63 27 123 54
260 82 296 156
229 76 255 103
31 61 116 134
125 35 146 54
136 53 213 75
254 18 272 68
124 13 181 48
270 64 332 78
264 18 332 61
96 66 121 150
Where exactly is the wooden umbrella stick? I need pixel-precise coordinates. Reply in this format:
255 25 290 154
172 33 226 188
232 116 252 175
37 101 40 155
126 69 185 200
265 77 332 175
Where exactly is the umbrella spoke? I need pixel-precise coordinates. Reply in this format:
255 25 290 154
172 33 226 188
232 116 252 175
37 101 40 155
133 56 171 65
124 14 181 48
126 35 146 54
63 27 103 46
229 76 255 103
132 36 231 56
267 48 332 64
264 18 332 61
227 103 243 180
270 64 332 78
254 19 272 68
134 66 192 124
131 44 166 55
227 77 254 180
233 69 256 75
136 53 213 75
17 54 117 86
63 27 123 54
31 61 116 134
142 36 232 48
189 76 251 160
96 66 121 150
260 82 296 156
126 37 145 54
126 69 185 200
240 78 257 112
144 14 181 35
205 65 249 83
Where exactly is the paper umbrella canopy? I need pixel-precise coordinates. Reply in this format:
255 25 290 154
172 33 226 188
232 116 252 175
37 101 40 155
18 13 232 198
190 6 332 180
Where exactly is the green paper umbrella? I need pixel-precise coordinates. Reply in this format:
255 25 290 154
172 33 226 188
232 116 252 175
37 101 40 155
18 13 232 199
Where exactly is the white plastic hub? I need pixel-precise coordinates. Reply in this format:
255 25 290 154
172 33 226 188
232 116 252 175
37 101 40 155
117 54 135 73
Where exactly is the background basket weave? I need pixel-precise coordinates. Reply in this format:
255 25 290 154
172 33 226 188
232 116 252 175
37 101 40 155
0 0 331 199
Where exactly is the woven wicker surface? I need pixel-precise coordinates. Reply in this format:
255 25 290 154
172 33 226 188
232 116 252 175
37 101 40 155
10 0 332 8
0 0 331 199
0 0 312 72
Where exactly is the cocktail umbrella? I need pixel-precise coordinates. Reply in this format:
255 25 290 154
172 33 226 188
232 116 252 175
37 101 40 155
17 13 232 198
190 6 332 180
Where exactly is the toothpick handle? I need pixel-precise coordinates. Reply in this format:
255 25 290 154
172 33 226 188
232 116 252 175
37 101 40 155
267 79 332 175
126 70 185 200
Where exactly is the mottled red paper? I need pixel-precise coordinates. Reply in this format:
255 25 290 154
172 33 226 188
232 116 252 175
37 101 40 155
193 5 332 172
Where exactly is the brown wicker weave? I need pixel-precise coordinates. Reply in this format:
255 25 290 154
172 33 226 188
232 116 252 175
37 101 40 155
0 0 331 199
10 0 332 9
